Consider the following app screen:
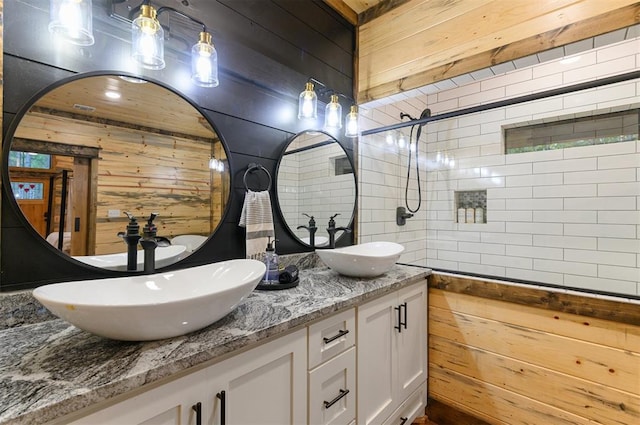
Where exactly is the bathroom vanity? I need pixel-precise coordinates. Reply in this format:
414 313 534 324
0 263 429 425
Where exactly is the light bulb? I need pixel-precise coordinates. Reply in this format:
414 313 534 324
323 94 342 130
192 32 218 87
344 105 358 138
131 5 165 70
298 82 317 119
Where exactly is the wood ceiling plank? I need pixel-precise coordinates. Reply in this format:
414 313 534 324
359 0 639 99
359 0 495 53
324 0 359 25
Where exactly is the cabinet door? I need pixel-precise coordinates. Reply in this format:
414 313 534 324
357 291 397 425
396 282 427 402
215 328 307 425
66 364 214 425
381 382 427 425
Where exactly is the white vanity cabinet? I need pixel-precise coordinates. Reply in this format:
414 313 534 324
308 308 357 425
357 280 427 425
65 328 307 425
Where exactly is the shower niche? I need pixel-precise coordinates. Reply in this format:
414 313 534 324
455 190 487 224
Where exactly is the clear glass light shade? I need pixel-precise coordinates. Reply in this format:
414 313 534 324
192 32 219 87
49 0 94 46
132 5 165 70
344 105 358 138
323 94 342 131
298 82 318 119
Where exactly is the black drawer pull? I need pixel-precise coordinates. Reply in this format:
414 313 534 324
401 302 408 329
394 305 402 332
323 329 349 344
217 390 226 425
324 388 350 409
400 416 408 425
192 402 202 425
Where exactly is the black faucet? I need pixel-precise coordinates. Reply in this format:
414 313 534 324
297 213 317 248
117 212 142 271
326 213 351 249
139 213 171 273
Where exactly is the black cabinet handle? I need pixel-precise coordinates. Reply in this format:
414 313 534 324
323 329 349 344
192 402 202 425
401 302 408 329
394 305 402 332
324 388 350 409
400 416 408 425
217 391 226 425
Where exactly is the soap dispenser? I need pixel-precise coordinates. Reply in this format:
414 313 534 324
262 236 279 284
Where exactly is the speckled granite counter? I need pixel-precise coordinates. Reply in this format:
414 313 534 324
0 264 429 425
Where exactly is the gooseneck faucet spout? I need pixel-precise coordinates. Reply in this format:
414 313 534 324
326 213 352 249
117 211 141 271
139 213 171 273
297 213 317 248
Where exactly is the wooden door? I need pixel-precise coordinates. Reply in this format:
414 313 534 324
13 177 51 238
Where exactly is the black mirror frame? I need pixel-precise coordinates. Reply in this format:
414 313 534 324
273 129 357 250
1 70 234 273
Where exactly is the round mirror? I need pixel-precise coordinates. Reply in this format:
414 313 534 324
276 130 356 248
2 73 230 270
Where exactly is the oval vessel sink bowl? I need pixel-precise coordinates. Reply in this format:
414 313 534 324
316 241 405 278
73 244 187 271
33 259 266 341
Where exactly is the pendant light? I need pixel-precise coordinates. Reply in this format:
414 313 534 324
344 105 359 138
298 82 318 119
131 4 165 70
49 0 95 46
324 94 342 131
192 31 219 87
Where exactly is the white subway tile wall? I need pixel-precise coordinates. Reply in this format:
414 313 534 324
358 36 640 296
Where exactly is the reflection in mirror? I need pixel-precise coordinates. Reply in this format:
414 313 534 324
5 74 230 269
277 130 356 247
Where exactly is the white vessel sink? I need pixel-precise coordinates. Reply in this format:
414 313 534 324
171 235 208 253
316 242 405 278
73 245 187 271
33 259 266 341
300 235 329 247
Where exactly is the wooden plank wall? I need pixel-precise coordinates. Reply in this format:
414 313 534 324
428 273 640 425
15 113 220 255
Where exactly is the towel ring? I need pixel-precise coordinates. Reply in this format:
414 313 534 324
243 163 272 191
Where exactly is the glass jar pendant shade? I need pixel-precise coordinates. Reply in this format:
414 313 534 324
298 82 318 119
344 105 358 138
49 0 95 46
132 4 165 70
324 94 342 131
192 32 219 87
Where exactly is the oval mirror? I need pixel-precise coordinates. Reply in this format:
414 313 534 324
2 73 230 271
276 130 356 248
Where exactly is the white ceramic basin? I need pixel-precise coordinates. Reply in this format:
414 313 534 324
171 235 208 253
73 245 187 271
316 242 405 278
33 259 266 341
300 235 329 247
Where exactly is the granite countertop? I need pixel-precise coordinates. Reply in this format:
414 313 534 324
0 264 429 425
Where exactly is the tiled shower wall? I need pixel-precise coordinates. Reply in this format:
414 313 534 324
358 36 640 296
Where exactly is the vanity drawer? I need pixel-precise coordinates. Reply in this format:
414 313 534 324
308 308 356 369
309 347 356 425
381 381 427 425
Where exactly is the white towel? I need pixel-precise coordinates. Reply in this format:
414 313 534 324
239 190 275 260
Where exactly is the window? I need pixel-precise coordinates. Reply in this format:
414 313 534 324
9 151 51 169
504 109 639 154
11 182 45 200
333 156 353 175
